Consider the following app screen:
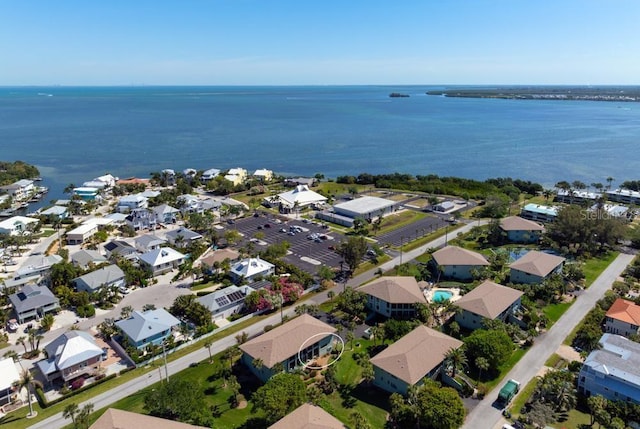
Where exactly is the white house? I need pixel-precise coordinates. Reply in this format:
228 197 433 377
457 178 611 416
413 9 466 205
0 216 39 236
253 168 273 182
138 247 185 276
117 194 148 212
66 223 98 245
230 257 275 283
0 179 34 201
605 298 640 338
201 168 221 181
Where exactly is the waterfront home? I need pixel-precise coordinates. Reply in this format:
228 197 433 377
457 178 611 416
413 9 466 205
14 254 63 281
90 408 209 429
224 167 248 186
0 215 39 236
555 188 599 204
0 358 20 405
605 298 640 338
454 280 524 330
138 247 185 276
196 285 252 321
104 240 138 260
371 325 463 395
93 174 117 188
117 194 148 213
268 403 347 429
520 203 559 223
116 308 180 350
499 216 544 243
358 276 427 319
0 179 34 201
284 177 316 187
165 227 203 247
125 208 157 231
253 168 273 182
151 203 180 224
66 223 98 245
240 314 337 382
40 205 69 221
201 168 221 181
73 264 126 293
71 249 108 269
134 234 166 253
431 246 489 281
9 284 60 323
578 333 640 404
606 188 640 206
73 187 102 201
37 330 104 382
508 250 565 284
230 257 275 283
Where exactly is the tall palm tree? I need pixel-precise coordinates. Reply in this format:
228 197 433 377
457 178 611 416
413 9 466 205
475 356 489 381
16 336 27 354
444 347 467 378
204 340 213 362
62 402 79 426
18 369 37 417
606 176 615 191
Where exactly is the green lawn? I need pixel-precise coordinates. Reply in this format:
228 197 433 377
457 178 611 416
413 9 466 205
485 348 528 390
543 302 573 324
583 251 619 286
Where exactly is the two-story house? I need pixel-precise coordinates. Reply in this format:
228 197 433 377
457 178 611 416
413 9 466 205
605 298 640 338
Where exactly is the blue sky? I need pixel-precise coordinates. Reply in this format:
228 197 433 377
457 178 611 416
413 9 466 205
1 1 639 85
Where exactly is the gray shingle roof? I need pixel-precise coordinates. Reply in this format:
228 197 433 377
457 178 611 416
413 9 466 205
9 285 59 314
74 265 125 291
115 309 180 342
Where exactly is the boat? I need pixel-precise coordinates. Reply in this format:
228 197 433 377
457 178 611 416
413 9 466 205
32 177 43 181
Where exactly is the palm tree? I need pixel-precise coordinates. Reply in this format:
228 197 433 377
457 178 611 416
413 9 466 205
120 305 134 319
18 369 37 417
16 336 27 354
606 176 615 191
63 402 79 426
252 358 264 371
475 356 489 381
204 340 213 362
444 347 467 378
76 402 95 429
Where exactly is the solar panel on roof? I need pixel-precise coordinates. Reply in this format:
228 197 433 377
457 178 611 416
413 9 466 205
226 291 246 303
215 297 230 307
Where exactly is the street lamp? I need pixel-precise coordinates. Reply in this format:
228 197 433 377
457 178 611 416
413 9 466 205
399 236 405 265
161 339 169 382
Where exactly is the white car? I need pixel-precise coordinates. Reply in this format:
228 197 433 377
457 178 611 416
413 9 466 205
119 287 130 295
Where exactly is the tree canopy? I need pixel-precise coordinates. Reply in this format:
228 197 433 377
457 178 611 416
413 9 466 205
144 378 213 426
252 373 307 423
463 329 513 373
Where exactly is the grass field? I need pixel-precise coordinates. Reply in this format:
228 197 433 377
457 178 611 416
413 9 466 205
543 302 573 324
583 251 619 286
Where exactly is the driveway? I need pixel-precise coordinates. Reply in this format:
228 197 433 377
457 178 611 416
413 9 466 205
462 252 635 429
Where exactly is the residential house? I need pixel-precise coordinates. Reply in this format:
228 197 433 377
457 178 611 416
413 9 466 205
240 314 337 382
199 248 240 274
71 249 108 269
556 189 599 204
509 250 565 284
0 179 34 201
14 254 63 281
253 168 273 182
66 223 98 245
104 240 138 260
0 358 20 405
578 333 640 404
104 212 127 226
125 208 157 231
224 168 247 186
197 285 252 321
9 284 60 323
117 194 148 212
284 177 316 187
0 215 39 236
500 216 545 243
151 204 180 224
359 276 427 319
165 227 203 247
74 265 126 293
371 325 463 394
520 203 559 223
431 246 489 281
454 280 524 330
36 331 104 382
40 205 69 221
138 247 185 276
90 408 209 429
268 403 347 429
605 298 640 338
230 257 275 283
201 168 221 182
135 234 166 253
115 309 180 350
73 187 102 201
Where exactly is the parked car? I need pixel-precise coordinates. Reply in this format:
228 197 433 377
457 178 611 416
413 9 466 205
264 223 271 228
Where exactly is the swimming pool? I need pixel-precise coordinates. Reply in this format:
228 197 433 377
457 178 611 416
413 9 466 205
433 290 453 303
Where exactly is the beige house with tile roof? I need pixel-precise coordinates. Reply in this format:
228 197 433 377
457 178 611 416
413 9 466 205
454 280 524 330
431 246 489 281
371 325 463 394
359 276 427 319
240 314 337 382
90 408 208 429
500 216 545 243
509 250 565 284
605 298 640 338
268 403 347 429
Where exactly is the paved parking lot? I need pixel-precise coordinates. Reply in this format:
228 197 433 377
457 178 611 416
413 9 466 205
376 214 449 247
222 212 346 272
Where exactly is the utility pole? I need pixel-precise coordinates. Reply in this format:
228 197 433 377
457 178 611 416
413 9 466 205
161 340 169 382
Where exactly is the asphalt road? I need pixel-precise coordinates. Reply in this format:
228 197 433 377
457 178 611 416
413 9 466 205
462 252 635 429
28 221 482 429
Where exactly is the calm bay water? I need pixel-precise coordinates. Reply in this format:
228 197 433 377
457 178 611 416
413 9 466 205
1 85 639 203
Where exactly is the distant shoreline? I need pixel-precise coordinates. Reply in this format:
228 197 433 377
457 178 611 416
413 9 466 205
426 87 640 102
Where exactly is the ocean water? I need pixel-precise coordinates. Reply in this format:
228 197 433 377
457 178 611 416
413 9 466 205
1 85 639 204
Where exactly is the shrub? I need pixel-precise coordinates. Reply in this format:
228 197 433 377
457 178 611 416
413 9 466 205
568 360 582 372
264 324 273 332
71 377 85 390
